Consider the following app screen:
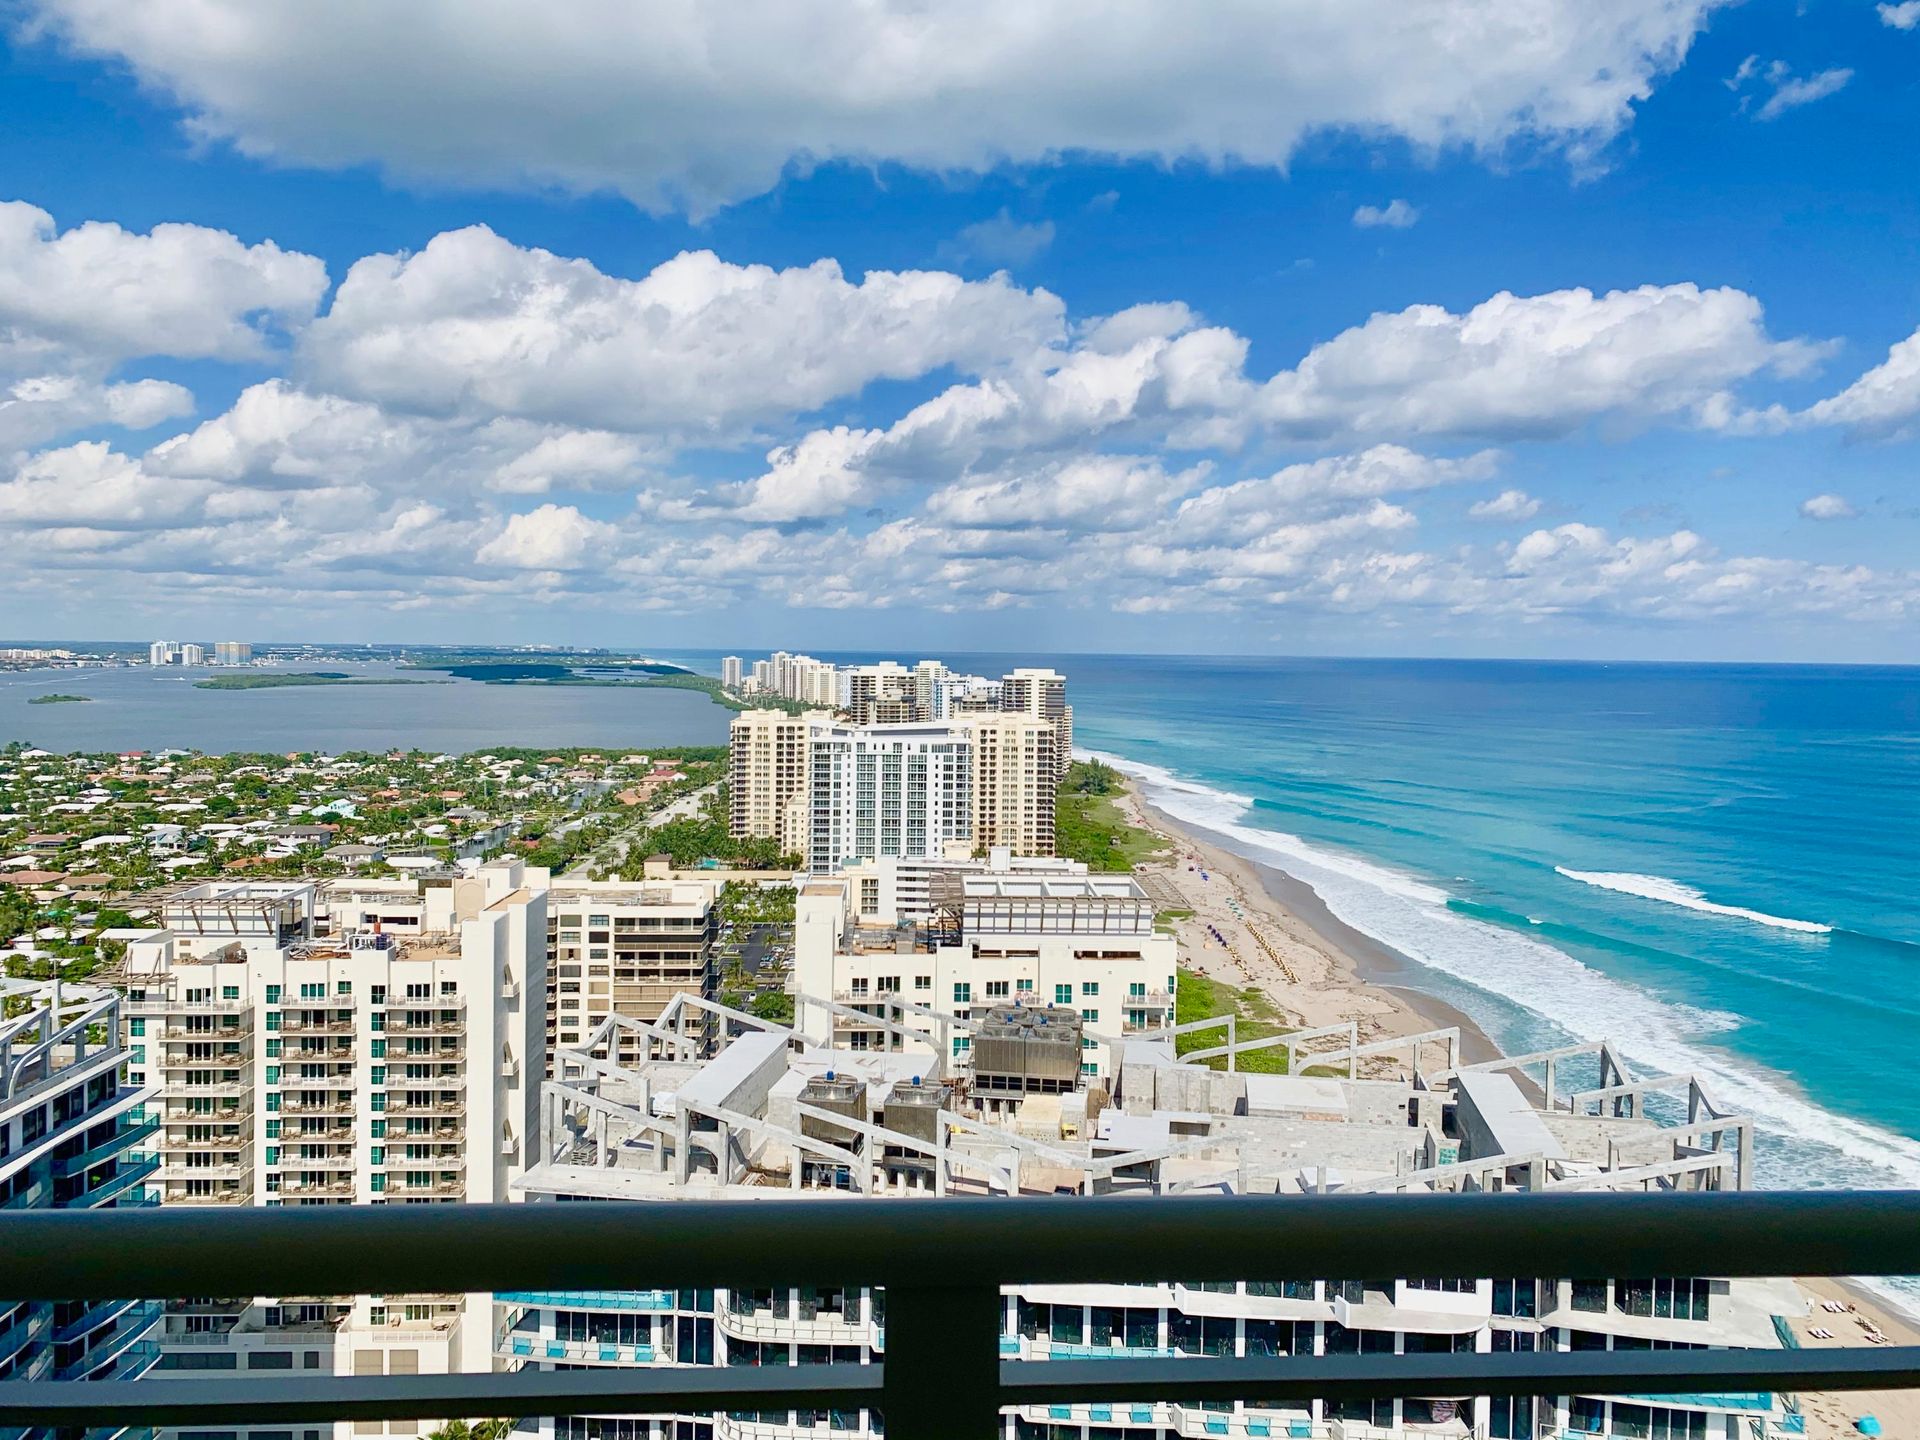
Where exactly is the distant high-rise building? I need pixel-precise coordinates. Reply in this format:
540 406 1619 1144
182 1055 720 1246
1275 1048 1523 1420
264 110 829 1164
960 710 1057 855
805 720 974 873
148 640 176 666
214 640 252 665
720 655 743 689
841 661 915 722
178 643 207 666
728 709 824 853
1002 666 1072 782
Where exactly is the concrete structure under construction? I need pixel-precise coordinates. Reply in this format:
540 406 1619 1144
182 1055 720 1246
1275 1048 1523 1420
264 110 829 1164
501 998 1795 1440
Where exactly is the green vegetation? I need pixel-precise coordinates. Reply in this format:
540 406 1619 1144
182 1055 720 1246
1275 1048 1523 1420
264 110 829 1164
194 672 444 691
719 881 797 928
26 693 91 705
404 656 691 684
1174 965 1293 1073
1055 759 1168 873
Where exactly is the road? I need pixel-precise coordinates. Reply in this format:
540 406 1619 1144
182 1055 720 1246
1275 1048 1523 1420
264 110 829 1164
565 780 721 878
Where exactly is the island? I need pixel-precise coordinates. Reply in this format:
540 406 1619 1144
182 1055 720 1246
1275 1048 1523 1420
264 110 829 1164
26 693 92 705
194 672 448 691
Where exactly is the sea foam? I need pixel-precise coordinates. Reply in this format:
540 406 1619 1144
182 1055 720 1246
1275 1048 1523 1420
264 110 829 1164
1555 868 1832 934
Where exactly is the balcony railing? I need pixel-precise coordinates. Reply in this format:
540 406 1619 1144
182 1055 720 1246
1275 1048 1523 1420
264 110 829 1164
1 1193 1919 1435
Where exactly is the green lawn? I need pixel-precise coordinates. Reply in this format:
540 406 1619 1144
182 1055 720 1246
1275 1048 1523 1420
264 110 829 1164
1173 965 1293 1073
1055 761 1170 873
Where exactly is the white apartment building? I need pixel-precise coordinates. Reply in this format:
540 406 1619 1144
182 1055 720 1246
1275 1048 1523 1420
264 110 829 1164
178 643 207 666
729 709 829 857
791 866 1175 1074
499 1008 1800 1440
148 641 176 666
721 656 744 689
0 979 160 1421
835 846 1094 925
959 711 1056 855
112 864 547 1437
214 641 252 665
805 720 974 874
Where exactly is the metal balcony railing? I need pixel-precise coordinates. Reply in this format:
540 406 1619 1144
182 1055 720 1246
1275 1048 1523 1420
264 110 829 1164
2 1192 1920 1436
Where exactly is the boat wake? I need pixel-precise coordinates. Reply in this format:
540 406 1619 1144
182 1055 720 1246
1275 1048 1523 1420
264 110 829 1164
1555 868 1831 935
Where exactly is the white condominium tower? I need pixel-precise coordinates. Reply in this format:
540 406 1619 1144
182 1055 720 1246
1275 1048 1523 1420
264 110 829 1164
178 643 207 666
1001 667 1072 781
148 641 176 666
214 641 252 665
111 863 547 1420
720 655 743 689
729 709 828 857
805 720 974 874
0 979 161 1420
960 711 1056 855
542 874 722 1058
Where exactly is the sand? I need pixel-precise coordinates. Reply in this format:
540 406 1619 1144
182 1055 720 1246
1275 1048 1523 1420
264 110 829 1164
1113 776 1917 1437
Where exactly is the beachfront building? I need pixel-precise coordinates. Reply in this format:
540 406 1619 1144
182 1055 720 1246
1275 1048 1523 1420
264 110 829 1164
721 656 744 690
729 709 827 857
0 979 161 1424
1000 667 1073 783
214 641 252 665
498 1001 1797 1440
148 641 176 666
960 710 1058 856
790 865 1175 1072
806 719 975 874
834 847 1093 925
106 867 547 1430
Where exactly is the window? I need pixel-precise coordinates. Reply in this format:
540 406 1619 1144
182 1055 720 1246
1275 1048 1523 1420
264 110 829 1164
370 1120 386 1138
371 1067 386 1086
221 985 240 1001
953 983 971 1004
371 985 386 1005
370 1040 386 1058
1081 982 1099 997
336 981 352 995
128 1017 145 1037
1080 1009 1098 1024
265 1039 282 1058
265 1120 281 1139
265 1066 280 1085
266 985 281 1004
1128 982 1146 999
913 975 931 991
300 983 325 1000
985 981 1009 998
1054 984 1072 1005
1571 1280 1608 1313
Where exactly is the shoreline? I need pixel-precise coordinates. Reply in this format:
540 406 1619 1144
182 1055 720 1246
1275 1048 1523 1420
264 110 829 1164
1113 767 1917 1431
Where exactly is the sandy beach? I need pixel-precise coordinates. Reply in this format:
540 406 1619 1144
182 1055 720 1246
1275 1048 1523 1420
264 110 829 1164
1112 774 1916 1438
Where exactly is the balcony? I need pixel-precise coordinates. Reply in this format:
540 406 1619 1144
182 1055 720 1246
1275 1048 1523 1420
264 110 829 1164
382 1016 466 1036
161 1022 254 1040
384 1096 465 1116
278 1017 355 1035
1 1193 1918 1433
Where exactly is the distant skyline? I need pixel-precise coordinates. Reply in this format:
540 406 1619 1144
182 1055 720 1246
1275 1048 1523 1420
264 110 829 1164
1 3 1918 662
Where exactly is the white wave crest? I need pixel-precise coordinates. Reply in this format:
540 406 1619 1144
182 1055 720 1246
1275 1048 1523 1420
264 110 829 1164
1090 746 1920 1238
1556 868 1831 934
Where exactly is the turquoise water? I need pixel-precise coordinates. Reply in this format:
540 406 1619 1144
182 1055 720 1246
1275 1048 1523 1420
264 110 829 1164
1045 656 1920 1201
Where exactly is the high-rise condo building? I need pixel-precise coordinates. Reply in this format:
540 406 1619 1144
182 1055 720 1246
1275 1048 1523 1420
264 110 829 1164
178 643 207 666
148 641 176 666
805 720 974 874
728 708 826 855
214 641 252 665
111 864 546 1412
959 711 1057 855
840 661 914 722
542 875 721 1058
720 655 743 689
1001 667 1072 781
0 979 161 1419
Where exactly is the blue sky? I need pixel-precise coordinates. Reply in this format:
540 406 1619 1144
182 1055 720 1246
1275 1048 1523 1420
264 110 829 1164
0 1 1916 660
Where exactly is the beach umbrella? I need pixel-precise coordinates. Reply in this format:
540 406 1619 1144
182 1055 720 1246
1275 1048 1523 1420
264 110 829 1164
1855 1416 1882 1435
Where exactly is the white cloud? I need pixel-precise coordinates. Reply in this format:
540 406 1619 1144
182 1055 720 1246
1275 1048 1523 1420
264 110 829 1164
1800 493 1857 521
1353 200 1419 229
475 503 619 569
301 228 1064 434
1469 488 1543 520
30 0 1728 213
1882 2 1920 28
1728 60 1853 122
487 430 650 495
0 374 194 449
1172 447 1498 540
0 199 325 372
925 456 1204 531
0 441 205 527
145 380 424 490
1802 326 1920 437
943 210 1056 268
